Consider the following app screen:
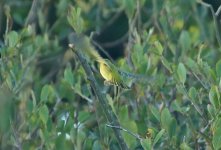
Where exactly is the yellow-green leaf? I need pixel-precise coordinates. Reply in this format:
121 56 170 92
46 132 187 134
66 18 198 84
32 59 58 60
177 63 186 84
39 105 49 125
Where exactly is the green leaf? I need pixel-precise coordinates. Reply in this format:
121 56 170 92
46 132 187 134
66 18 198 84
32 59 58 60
118 106 129 122
122 120 137 148
6 31 19 48
67 6 85 34
78 111 91 123
153 129 165 146
40 85 50 102
131 43 144 65
155 73 166 88
207 104 216 118
64 67 74 86
39 105 49 125
179 30 191 51
119 106 137 148
171 100 183 113
140 138 152 150
161 108 172 132
154 41 164 55
212 118 221 150
216 59 221 78
106 94 116 115
168 118 177 138
177 63 186 84
161 57 172 73
209 86 220 110
188 87 197 103
149 105 160 122
180 142 193 150
185 57 198 72
123 0 135 18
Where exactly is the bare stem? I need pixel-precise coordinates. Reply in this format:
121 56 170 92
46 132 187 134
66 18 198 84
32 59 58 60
197 0 221 48
106 124 142 140
25 0 41 27
182 84 208 124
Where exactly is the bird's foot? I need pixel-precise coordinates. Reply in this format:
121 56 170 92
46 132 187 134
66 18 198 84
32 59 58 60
104 80 113 86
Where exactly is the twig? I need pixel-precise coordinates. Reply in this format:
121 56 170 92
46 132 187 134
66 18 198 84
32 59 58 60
187 117 213 148
106 124 142 140
191 72 209 90
4 5 13 39
100 32 128 48
69 44 129 150
182 84 208 124
92 40 114 62
89 32 114 62
98 9 123 34
215 5 221 17
11 123 22 150
25 0 41 27
126 0 140 70
71 87 93 103
197 0 221 48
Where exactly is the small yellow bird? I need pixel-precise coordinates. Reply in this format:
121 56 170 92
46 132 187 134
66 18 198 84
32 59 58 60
98 59 129 89
69 33 130 89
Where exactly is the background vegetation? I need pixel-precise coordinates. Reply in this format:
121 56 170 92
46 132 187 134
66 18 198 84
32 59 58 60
1 0 221 149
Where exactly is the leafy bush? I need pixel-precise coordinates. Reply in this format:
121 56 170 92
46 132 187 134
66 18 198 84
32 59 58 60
1 0 221 149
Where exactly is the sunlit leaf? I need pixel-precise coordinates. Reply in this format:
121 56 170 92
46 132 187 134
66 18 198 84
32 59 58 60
149 105 160 122
161 57 172 73
177 63 186 84
180 142 193 150
154 41 164 55
39 105 49 125
153 129 165 146
6 31 19 48
67 6 85 34
140 138 152 150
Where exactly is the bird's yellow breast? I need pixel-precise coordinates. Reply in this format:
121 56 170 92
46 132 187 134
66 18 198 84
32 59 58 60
99 63 112 81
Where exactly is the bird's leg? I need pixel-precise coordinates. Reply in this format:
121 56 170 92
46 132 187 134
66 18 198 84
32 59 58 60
104 80 109 86
115 86 121 111
114 85 118 110
104 80 115 86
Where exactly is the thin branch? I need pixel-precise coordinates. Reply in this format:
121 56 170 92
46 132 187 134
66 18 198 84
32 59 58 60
11 123 22 150
106 124 142 140
100 32 129 48
4 5 13 40
126 0 140 70
197 0 221 48
25 0 41 27
191 72 209 90
71 87 93 103
182 84 208 124
215 5 221 17
69 44 129 150
89 32 114 62
98 9 123 34
92 40 114 62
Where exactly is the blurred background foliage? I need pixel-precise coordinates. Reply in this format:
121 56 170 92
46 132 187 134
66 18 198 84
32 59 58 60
1 0 221 149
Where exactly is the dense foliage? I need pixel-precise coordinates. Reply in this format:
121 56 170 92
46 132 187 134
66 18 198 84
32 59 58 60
1 0 221 149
